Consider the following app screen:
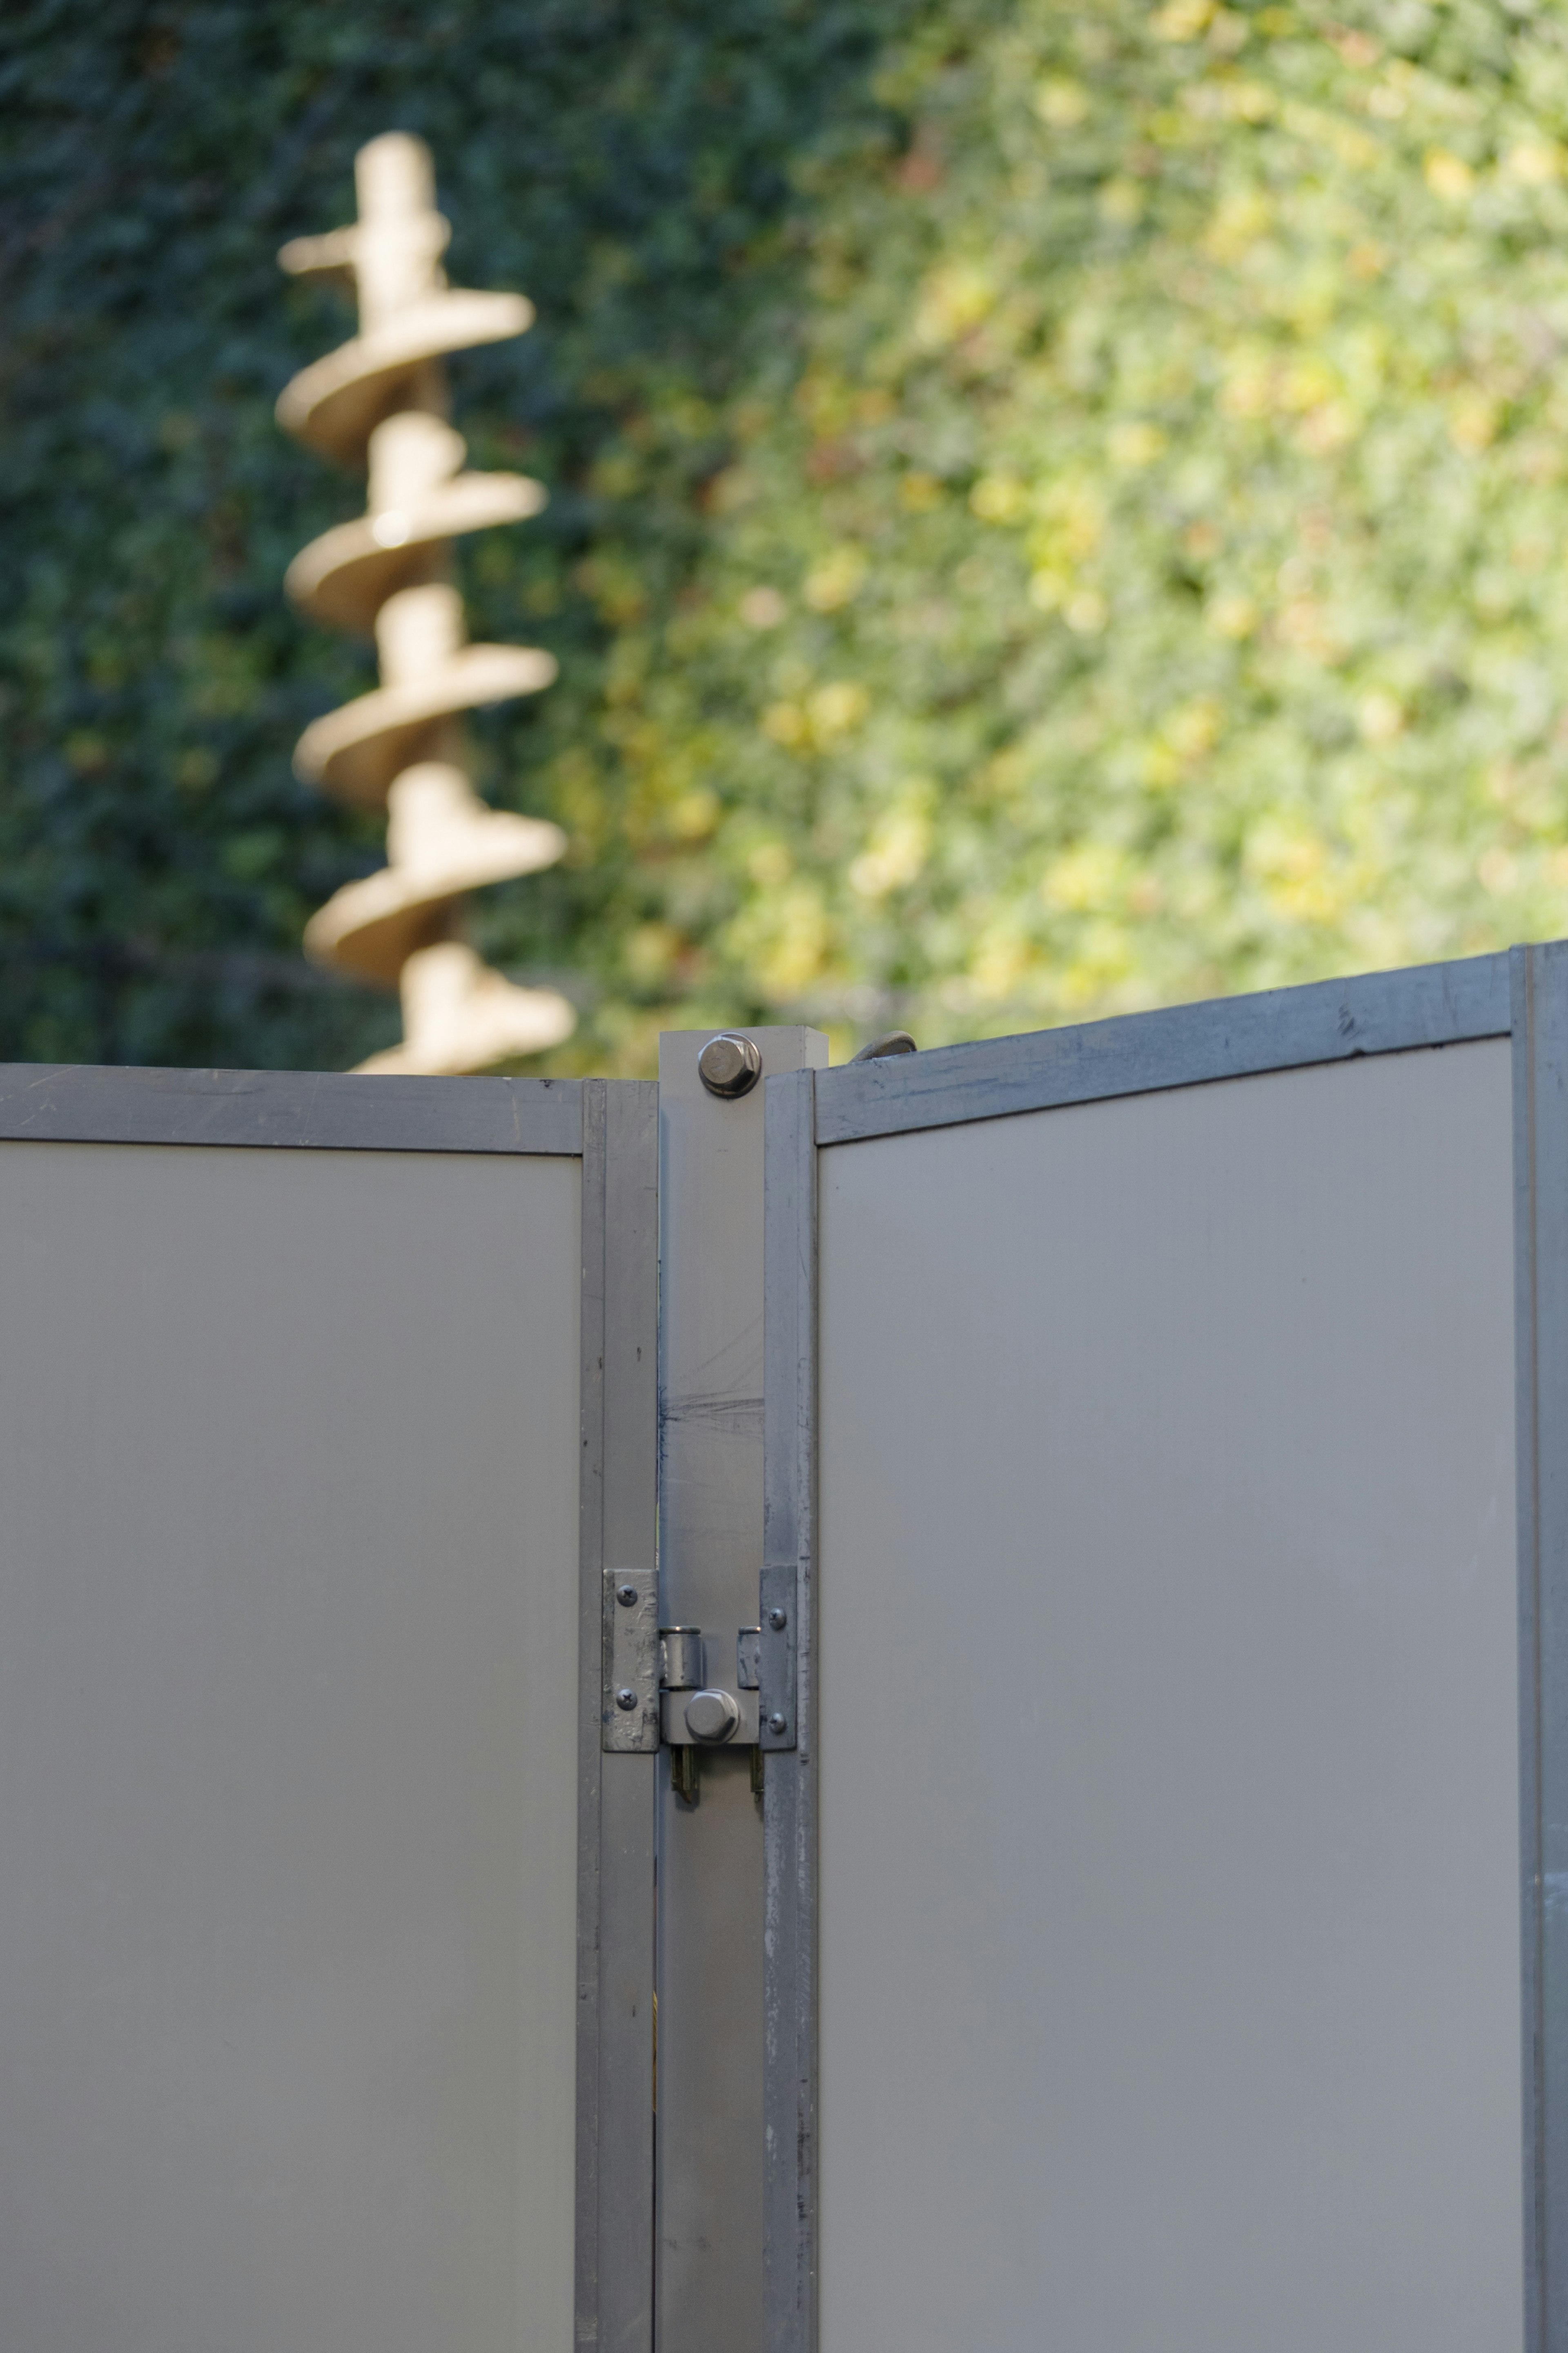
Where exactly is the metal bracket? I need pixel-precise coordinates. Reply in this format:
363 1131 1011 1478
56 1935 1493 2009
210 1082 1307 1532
659 1626 763 1747
758 1564 797 1750
602 1568 660 1752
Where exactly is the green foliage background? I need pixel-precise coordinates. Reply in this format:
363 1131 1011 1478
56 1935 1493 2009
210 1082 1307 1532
5 0 1568 1071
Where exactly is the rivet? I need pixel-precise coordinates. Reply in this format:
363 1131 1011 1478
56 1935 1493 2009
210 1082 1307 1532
768 1712 788 1736
616 1582 639 1607
697 1032 762 1100
615 1686 639 1712
767 1606 788 1631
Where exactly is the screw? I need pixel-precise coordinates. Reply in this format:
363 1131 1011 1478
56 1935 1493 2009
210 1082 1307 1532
615 1686 639 1711
768 1713 788 1736
767 1606 788 1631
697 1032 762 1100
616 1582 639 1607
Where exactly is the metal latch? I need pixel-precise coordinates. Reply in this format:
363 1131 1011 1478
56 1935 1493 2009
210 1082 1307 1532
602 1569 797 1765
659 1626 761 1747
659 1623 767 1806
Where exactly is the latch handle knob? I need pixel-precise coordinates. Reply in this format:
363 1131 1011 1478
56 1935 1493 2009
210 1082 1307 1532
684 1688 741 1744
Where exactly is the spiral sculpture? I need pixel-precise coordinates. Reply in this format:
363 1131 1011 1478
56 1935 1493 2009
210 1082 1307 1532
276 132 574 1076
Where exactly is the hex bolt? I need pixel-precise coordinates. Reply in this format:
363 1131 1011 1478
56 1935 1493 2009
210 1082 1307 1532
684 1687 742 1743
615 1686 639 1712
767 1606 788 1631
697 1033 762 1100
768 1713 788 1737
616 1582 639 1608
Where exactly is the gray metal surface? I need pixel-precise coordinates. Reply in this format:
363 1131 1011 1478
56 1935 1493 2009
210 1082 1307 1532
761 1069 818 2353
0 1136 584 2353
757 1565 797 1749
811 1041 1523 2353
659 1626 706 1692
815 948 1510 1145
656 1027 827 2353
0 1059 582 1153
601 1568 660 1753
1512 940 1568 2353
576 1079 659 2351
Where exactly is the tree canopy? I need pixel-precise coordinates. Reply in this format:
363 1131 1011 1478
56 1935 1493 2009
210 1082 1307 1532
5 0 1567 1071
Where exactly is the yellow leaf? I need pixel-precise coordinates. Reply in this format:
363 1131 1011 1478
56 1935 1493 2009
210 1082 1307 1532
1034 77 1089 128
1425 148 1475 201
761 701 807 747
1151 0 1213 41
808 681 870 738
803 546 868 612
970 473 1029 520
1108 421 1166 466
1504 140 1565 185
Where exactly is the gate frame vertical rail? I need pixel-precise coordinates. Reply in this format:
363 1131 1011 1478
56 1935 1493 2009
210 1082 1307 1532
762 1068 819 2353
1512 940 1568 2353
577 1077 659 2353
654 1025 827 2353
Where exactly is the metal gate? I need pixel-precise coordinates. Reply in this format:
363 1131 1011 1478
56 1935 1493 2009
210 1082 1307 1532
0 1068 655 2353
0 946 1560 2353
763 943 1564 2353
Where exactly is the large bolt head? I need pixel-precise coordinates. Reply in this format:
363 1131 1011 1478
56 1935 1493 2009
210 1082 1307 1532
697 1033 762 1099
684 1687 742 1743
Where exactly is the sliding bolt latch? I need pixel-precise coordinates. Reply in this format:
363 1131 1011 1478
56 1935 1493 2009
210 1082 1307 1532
659 1625 761 1747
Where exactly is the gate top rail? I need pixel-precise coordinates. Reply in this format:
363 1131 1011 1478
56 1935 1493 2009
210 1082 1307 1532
814 948 1512 1148
0 1062 583 1155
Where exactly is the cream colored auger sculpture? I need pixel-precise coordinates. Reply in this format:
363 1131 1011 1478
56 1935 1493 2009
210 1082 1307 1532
276 132 574 1076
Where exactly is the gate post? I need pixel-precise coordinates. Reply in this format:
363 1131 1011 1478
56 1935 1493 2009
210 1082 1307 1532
655 1027 828 2353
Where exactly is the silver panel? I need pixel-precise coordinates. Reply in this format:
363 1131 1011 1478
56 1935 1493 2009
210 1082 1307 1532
656 1027 827 2353
0 1139 583 2353
815 948 1509 1146
814 1042 1522 2353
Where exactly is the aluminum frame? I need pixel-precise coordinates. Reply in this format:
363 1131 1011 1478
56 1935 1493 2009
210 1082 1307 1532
0 1060 583 1153
762 942 1557 2353
762 1068 817 2353
1513 940 1568 2353
655 1026 828 2353
577 1078 659 2353
0 1062 655 2353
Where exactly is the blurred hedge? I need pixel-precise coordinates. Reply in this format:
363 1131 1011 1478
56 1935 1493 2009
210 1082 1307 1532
4 0 1568 1071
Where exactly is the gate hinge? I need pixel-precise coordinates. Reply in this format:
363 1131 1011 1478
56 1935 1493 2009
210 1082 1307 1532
758 1563 797 1751
602 1568 660 1753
